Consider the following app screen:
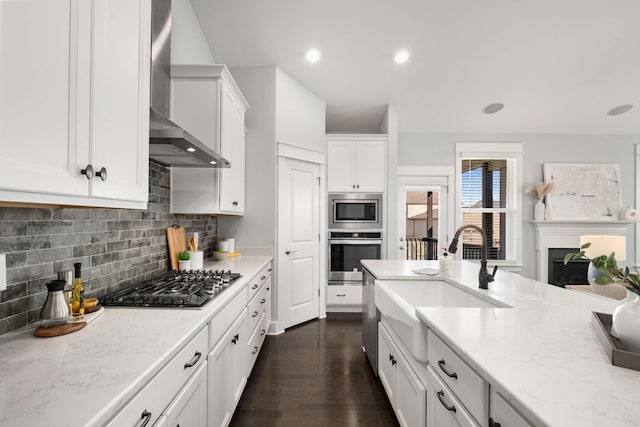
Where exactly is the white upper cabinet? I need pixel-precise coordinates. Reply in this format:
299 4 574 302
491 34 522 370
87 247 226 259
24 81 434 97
0 0 151 209
327 136 386 192
170 65 248 215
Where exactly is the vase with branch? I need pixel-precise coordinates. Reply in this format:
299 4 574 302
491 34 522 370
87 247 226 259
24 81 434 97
527 182 554 220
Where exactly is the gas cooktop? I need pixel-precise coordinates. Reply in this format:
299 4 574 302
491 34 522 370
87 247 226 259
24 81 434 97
102 270 242 308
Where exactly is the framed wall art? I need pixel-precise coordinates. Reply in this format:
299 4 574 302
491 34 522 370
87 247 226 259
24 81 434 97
543 163 621 220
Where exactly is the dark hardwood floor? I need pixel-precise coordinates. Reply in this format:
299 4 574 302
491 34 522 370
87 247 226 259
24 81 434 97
230 313 399 427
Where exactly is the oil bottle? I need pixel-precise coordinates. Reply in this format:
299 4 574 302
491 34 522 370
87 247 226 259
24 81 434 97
72 262 85 316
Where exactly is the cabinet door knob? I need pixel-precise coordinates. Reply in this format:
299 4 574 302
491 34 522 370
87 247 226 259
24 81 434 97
356 184 360 188
352 184 356 188
95 166 107 182
81 164 94 180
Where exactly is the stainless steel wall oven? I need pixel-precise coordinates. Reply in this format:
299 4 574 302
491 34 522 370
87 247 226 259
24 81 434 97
328 231 383 282
329 193 383 229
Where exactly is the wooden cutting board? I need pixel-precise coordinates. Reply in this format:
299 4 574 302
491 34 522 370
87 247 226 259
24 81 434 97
34 322 86 337
166 225 186 270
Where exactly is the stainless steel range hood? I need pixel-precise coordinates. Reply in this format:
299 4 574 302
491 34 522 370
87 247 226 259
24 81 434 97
149 0 229 168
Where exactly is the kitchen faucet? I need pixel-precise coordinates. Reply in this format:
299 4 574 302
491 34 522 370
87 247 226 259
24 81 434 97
447 225 498 289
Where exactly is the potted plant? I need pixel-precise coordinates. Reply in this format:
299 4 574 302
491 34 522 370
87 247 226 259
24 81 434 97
565 243 640 352
178 250 191 271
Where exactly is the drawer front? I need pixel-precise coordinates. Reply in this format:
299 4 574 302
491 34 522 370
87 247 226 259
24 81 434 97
107 326 208 427
490 388 531 427
327 284 362 305
247 312 268 374
247 282 267 333
208 286 247 351
427 330 486 423
427 366 479 427
248 264 270 301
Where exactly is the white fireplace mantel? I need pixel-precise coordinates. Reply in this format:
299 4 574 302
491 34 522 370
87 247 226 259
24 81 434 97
532 220 633 283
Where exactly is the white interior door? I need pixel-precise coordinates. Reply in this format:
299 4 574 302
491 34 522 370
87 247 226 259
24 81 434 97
396 177 451 260
278 157 321 330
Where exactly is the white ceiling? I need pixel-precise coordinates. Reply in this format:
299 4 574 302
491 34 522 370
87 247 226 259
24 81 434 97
191 0 640 135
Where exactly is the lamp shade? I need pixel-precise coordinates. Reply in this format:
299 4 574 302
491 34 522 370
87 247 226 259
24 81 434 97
579 235 626 261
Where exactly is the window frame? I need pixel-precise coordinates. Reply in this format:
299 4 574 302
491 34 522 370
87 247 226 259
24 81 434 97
455 142 523 269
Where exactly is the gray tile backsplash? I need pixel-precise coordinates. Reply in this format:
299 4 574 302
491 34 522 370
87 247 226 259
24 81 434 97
0 161 218 335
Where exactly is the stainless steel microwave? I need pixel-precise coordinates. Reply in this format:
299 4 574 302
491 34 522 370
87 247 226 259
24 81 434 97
329 193 383 229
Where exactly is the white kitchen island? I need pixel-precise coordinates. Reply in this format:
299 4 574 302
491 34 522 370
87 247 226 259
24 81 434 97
362 259 640 427
0 256 271 427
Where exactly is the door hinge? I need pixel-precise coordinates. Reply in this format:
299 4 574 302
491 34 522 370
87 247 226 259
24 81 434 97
318 289 320 297
317 177 321 186
318 233 320 242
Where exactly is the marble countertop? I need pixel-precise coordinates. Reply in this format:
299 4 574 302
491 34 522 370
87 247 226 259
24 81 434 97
363 259 640 427
0 256 271 427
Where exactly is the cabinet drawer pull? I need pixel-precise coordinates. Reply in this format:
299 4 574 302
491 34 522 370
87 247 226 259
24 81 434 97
337 293 346 297
252 284 259 290
389 354 397 366
183 351 201 369
252 310 259 318
268 268 272 272
260 329 266 336
231 333 240 344
489 418 501 427
260 298 266 304
232 200 238 206
438 359 458 379
260 275 266 280
81 164 94 180
252 346 259 355
437 390 456 413
135 410 152 427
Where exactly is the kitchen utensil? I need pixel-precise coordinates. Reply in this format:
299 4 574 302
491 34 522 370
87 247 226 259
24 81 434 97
166 225 187 270
34 322 86 337
40 279 70 326
189 235 198 252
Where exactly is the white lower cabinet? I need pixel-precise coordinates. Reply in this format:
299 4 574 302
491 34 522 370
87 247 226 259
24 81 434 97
208 310 248 427
378 321 426 427
489 388 532 427
106 327 208 426
156 362 208 427
426 366 479 427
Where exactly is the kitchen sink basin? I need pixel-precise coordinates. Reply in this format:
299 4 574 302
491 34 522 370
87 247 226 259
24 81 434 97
375 280 510 363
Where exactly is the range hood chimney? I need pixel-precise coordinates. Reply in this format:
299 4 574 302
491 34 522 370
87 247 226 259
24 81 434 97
149 0 230 168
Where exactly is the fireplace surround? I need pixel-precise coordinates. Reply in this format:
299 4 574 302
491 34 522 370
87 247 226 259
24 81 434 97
533 220 631 283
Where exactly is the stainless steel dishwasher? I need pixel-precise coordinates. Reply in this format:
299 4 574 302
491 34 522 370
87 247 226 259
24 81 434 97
362 268 379 375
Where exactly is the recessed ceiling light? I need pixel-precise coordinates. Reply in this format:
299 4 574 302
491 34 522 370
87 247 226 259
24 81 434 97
394 50 410 64
209 160 217 165
483 103 505 114
186 147 196 152
305 49 321 63
607 104 634 116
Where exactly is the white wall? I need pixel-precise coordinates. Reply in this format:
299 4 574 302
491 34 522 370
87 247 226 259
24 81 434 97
275 68 327 153
171 0 216 64
398 132 640 279
218 66 277 248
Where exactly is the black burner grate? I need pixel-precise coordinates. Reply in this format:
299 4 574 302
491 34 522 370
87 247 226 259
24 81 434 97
102 270 242 308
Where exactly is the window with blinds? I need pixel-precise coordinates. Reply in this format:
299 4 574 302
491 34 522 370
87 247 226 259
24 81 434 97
457 152 521 264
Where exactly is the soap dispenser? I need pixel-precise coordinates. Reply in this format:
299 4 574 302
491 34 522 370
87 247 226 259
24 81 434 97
439 249 452 274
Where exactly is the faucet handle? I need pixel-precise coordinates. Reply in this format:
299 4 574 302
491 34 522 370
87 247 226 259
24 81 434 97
488 265 498 281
